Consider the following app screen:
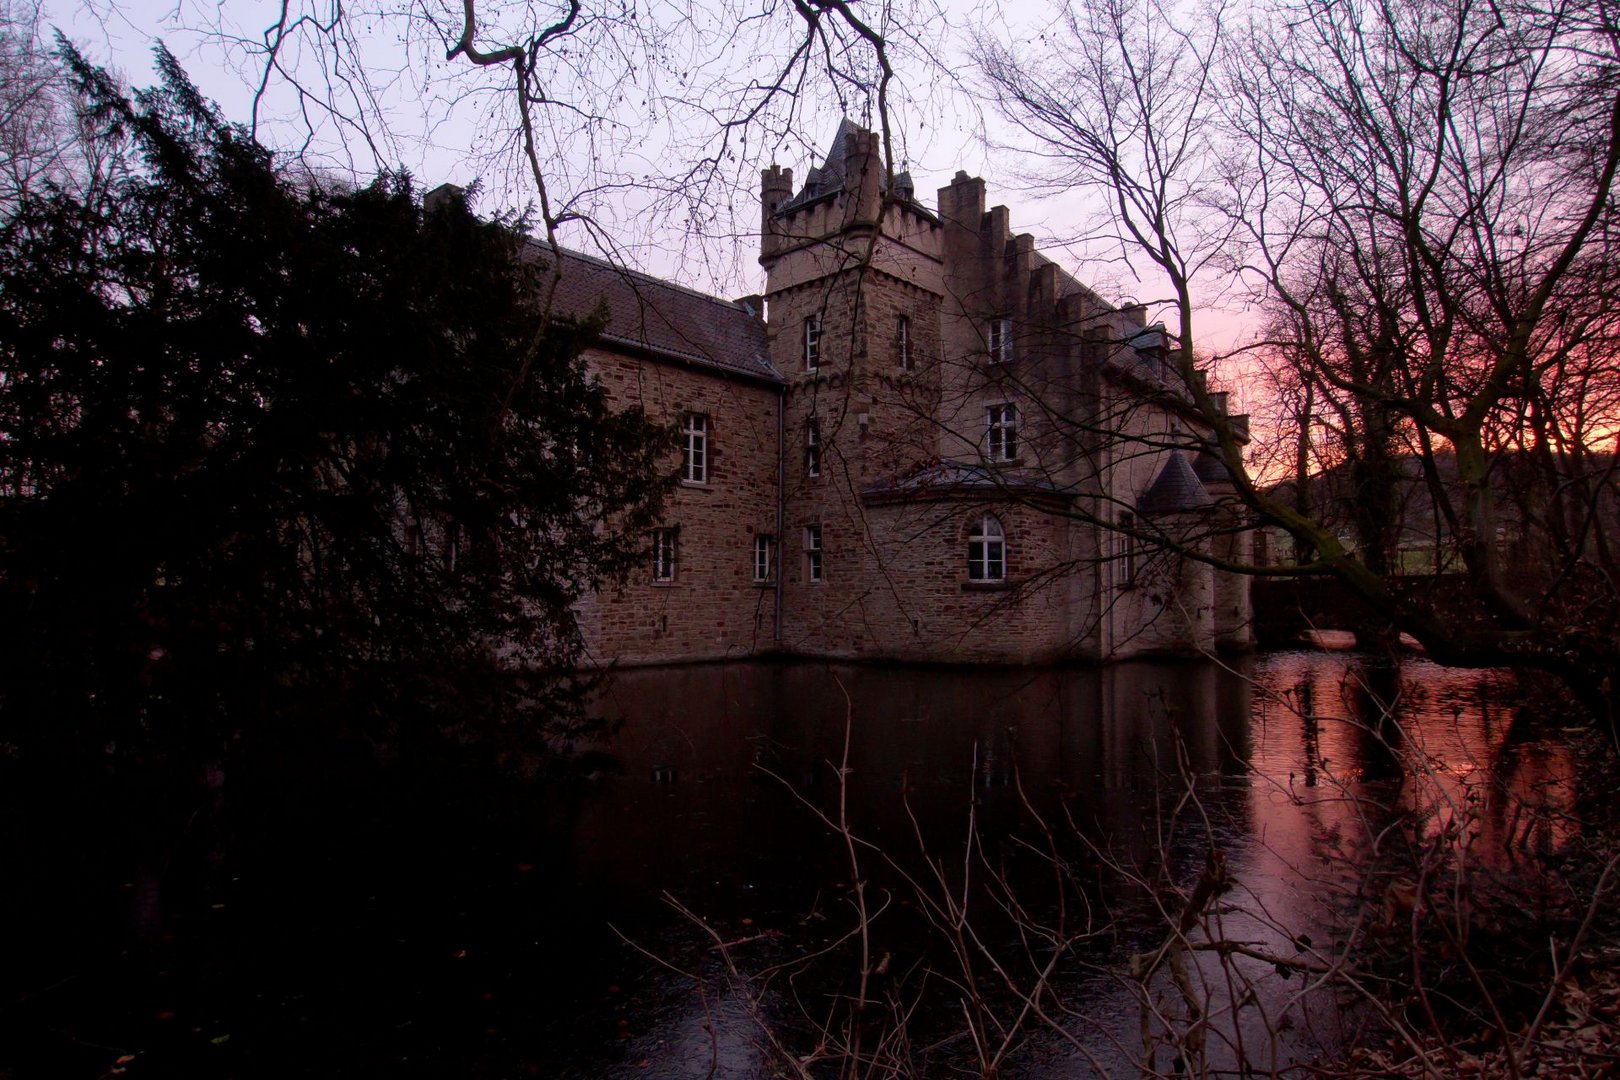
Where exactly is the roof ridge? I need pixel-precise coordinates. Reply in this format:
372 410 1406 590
532 240 761 316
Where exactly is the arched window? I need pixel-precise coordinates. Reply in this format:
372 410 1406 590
967 515 1006 582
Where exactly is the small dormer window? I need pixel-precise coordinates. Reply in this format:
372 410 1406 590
988 317 1013 364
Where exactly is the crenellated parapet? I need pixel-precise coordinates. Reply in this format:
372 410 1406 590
759 122 944 298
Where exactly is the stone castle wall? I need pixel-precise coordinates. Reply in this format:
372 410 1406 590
573 124 1252 669
574 347 783 665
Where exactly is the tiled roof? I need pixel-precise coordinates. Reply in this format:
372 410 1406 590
1192 450 1233 486
1127 323 1169 352
538 245 778 383
1137 452 1213 515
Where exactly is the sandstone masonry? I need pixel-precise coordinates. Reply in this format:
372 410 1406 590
564 122 1253 667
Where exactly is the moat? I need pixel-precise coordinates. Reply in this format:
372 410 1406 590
0 652 1582 1077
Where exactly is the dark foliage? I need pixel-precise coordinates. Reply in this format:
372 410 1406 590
0 47 671 765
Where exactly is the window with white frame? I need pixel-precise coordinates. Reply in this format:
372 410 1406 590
986 403 1019 461
897 314 912 371
804 524 823 583
968 515 1006 582
988 317 1013 364
1118 512 1138 584
804 313 822 371
805 418 821 477
682 412 708 484
753 533 775 582
652 528 677 582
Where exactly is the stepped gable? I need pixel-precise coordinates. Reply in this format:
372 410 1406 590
545 247 779 383
1137 452 1213 515
780 118 916 212
1031 251 1104 306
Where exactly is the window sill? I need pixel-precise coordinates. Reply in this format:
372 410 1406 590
651 580 680 588
752 580 775 588
678 480 713 491
987 457 1024 468
962 580 1010 592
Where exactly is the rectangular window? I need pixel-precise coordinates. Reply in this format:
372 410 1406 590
988 317 1013 364
897 314 912 371
804 314 822 371
652 527 677 582
805 418 821 478
968 515 1006 582
1119 512 1137 584
682 412 708 484
406 521 424 562
804 524 823 583
753 534 775 582
986 403 1019 462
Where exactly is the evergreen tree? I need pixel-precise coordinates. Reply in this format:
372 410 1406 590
0 47 671 763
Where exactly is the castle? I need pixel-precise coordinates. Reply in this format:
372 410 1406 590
559 122 1253 667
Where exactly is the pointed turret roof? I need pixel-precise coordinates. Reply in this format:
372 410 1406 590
779 119 915 212
1192 450 1234 486
1137 452 1213 515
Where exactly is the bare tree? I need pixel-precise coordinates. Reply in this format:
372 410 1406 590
976 0 1620 721
0 0 98 211
973 0 1242 426
161 0 953 285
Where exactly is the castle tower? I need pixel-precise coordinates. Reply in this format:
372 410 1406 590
758 121 952 657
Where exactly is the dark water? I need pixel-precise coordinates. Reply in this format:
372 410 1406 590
0 653 1582 1078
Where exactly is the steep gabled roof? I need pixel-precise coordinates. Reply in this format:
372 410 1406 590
780 118 916 212
542 247 779 383
1137 452 1213 515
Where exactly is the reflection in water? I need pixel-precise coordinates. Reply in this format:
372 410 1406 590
0 653 1582 1079
573 655 1578 1079
1252 652 1578 859
564 661 1267 1077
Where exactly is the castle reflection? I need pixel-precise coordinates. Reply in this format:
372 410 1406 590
549 653 1576 1078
